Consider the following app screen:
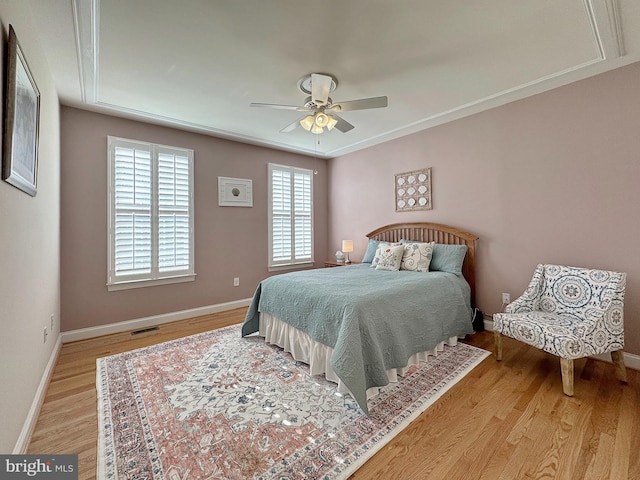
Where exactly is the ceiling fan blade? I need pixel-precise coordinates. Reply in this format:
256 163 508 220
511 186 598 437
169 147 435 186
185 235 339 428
328 96 388 112
311 73 332 106
250 102 310 111
280 118 302 133
332 114 355 133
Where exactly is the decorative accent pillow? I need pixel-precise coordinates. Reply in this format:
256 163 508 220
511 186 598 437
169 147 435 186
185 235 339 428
430 244 468 274
370 242 402 268
375 244 405 271
361 239 380 263
401 241 435 272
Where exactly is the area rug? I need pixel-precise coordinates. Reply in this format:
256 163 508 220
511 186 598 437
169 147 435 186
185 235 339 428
96 324 489 480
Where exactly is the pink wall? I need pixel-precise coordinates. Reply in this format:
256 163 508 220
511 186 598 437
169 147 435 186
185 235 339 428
328 62 640 356
60 107 327 331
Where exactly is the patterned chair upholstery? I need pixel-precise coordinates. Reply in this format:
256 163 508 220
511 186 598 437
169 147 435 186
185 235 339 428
493 264 627 396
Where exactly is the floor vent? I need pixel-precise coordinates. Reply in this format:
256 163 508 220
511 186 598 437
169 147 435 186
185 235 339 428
131 326 159 335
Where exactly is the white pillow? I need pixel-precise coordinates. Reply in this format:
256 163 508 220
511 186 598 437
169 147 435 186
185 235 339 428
401 241 435 272
370 242 402 268
375 244 404 271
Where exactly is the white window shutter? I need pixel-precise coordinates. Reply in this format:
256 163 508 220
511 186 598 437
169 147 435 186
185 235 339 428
108 137 194 289
113 145 152 276
268 163 313 268
158 152 191 273
271 167 292 263
294 171 312 261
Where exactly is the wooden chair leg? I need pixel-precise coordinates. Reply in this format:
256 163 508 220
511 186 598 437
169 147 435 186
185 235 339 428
494 332 503 361
560 358 574 396
611 350 628 383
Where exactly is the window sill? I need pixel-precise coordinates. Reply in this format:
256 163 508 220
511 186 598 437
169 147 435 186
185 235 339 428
107 273 196 291
268 262 314 273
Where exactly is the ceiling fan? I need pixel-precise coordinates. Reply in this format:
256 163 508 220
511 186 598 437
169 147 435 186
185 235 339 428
250 73 388 134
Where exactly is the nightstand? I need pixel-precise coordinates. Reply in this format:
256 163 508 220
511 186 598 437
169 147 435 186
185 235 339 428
324 261 359 267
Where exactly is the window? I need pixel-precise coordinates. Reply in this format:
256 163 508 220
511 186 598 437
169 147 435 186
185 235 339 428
107 136 195 290
268 163 313 268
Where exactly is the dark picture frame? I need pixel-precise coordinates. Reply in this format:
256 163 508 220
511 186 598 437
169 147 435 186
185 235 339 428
2 25 40 196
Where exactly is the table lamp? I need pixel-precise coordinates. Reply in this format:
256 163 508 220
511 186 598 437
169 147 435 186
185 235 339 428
342 240 354 264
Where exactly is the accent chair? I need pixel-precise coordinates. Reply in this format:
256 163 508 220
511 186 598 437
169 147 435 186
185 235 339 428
493 264 627 396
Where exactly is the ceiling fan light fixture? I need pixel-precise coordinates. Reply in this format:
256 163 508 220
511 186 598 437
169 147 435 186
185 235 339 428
252 72 387 135
300 115 315 131
315 112 329 128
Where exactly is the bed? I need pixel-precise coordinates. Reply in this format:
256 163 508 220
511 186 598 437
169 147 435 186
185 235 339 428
242 222 479 414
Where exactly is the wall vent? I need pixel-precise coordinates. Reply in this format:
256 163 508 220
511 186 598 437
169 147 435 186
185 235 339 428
131 326 159 335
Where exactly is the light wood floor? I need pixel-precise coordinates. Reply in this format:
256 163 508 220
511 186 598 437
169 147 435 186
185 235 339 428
28 308 639 479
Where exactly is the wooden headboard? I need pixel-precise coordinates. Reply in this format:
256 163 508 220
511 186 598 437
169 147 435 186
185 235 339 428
366 222 479 307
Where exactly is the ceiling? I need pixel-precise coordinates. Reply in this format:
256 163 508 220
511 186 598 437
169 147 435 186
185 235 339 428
28 0 640 158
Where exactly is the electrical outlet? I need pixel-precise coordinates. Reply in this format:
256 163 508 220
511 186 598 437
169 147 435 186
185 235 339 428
502 293 511 304
233 277 240 287
43 326 48 343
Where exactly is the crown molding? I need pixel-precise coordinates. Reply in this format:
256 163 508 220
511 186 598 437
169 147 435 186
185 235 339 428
585 0 624 59
72 0 99 103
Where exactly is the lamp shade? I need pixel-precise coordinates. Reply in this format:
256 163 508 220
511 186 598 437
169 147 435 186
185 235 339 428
341 240 354 253
315 113 329 127
300 115 315 131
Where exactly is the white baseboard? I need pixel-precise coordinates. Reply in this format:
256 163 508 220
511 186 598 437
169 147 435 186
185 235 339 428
61 298 252 343
482 314 640 370
587 351 640 370
13 334 62 454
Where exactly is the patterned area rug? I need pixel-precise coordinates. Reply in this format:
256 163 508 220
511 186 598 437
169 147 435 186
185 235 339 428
97 324 489 479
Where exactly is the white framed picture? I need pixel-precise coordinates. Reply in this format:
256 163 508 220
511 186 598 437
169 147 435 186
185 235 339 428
218 176 253 207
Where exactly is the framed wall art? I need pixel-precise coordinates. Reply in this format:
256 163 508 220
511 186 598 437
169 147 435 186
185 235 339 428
218 176 253 207
2 25 41 197
395 167 432 212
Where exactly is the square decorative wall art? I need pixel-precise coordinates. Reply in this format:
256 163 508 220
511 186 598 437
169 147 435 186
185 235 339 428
218 176 253 207
395 168 432 212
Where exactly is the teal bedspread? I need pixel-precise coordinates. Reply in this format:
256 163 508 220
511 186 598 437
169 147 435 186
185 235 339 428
242 264 473 414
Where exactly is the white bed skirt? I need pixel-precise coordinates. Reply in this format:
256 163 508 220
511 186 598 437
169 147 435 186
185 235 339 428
259 313 460 400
